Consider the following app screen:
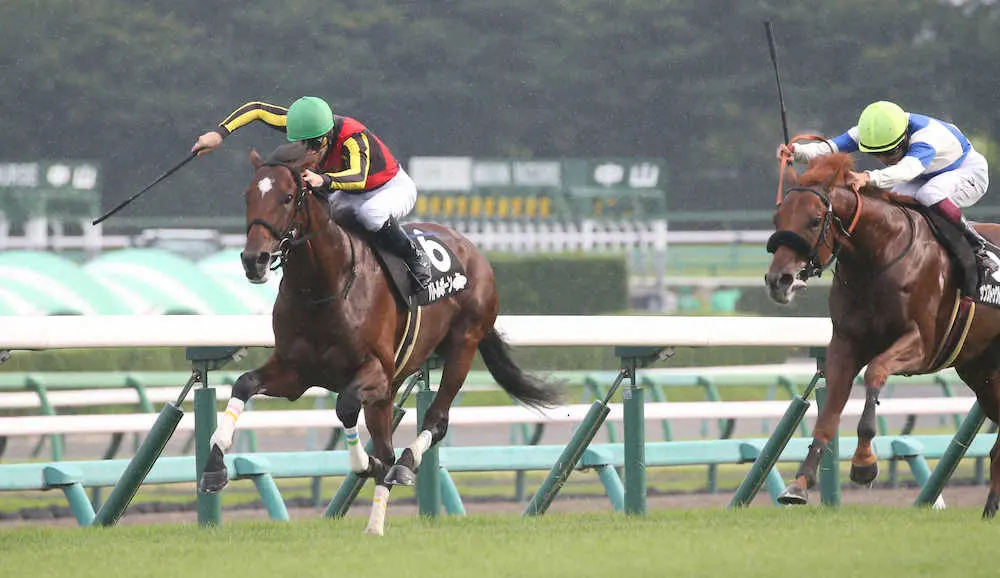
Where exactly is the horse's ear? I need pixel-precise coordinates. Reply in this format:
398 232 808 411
250 149 264 169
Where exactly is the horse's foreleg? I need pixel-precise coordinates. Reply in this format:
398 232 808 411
852 330 924 486
779 338 861 505
199 360 297 494
361 398 394 536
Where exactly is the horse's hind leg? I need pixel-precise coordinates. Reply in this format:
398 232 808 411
198 359 300 493
985 434 1000 519
385 333 479 487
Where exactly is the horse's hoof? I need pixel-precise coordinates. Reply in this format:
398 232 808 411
983 491 999 520
199 469 229 494
776 483 809 506
850 461 879 486
383 464 416 486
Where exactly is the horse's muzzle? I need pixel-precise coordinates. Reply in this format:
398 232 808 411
764 270 806 305
241 250 272 284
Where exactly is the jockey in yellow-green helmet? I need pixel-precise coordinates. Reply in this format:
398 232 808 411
191 96 432 289
778 100 995 274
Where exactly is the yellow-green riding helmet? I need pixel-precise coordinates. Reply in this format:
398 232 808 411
857 101 909 153
286 96 334 142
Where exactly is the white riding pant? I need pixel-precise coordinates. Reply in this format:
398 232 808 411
893 149 989 209
330 168 418 231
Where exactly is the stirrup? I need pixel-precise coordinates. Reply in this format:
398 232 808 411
408 254 432 289
975 247 998 273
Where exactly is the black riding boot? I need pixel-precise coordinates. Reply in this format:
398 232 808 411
958 217 999 275
374 217 432 289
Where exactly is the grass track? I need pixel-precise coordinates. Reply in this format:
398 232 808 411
2 508 1000 578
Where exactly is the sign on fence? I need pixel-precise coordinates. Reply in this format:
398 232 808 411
408 157 666 221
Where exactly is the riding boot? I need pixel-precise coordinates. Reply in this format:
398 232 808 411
958 217 999 275
374 217 432 289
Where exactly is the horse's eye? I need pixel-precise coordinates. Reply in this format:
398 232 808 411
809 216 822 228
283 193 294 204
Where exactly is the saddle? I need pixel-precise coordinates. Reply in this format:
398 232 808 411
919 206 1000 306
329 209 468 310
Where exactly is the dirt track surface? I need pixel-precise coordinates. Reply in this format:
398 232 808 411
2 482 991 529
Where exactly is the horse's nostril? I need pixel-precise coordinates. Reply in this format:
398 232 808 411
256 252 270 265
780 273 794 287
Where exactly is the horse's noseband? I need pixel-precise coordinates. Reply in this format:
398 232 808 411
767 185 852 280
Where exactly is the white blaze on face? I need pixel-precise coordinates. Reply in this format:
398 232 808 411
258 177 273 199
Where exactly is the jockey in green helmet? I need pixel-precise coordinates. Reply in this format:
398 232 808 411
191 96 432 290
778 100 995 275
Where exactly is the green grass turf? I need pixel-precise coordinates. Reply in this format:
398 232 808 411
2 507 999 578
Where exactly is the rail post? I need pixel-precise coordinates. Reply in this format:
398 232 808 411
416 358 443 517
915 401 987 507
525 346 671 517
729 347 825 508
816 383 840 507
190 346 245 527
91 373 196 526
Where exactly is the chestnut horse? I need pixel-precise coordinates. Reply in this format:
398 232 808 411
198 143 561 534
765 153 1000 517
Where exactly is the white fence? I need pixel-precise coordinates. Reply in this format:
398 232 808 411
0 315 980 460
0 314 833 350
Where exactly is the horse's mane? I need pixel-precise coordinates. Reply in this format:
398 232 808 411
798 153 854 188
266 142 311 165
258 141 365 230
796 153 916 206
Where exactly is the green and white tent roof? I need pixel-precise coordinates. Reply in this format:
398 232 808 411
0 249 281 315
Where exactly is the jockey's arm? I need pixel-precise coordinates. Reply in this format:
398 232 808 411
314 134 371 192
867 154 928 189
791 128 859 163
216 101 289 137
194 102 289 154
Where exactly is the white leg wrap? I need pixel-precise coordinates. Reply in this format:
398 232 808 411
364 485 390 536
345 426 370 473
932 494 947 510
209 399 244 453
408 430 433 468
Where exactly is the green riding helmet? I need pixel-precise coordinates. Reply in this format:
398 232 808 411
285 96 335 142
857 101 909 153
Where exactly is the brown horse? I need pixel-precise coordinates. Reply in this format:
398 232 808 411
198 142 561 534
765 153 1000 517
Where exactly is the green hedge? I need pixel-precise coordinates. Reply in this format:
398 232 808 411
489 253 628 314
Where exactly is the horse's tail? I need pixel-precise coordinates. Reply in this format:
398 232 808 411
478 327 564 409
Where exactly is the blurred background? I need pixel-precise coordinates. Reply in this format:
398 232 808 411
1 0 998 318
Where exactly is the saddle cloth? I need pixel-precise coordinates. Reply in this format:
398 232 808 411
368 224 469 310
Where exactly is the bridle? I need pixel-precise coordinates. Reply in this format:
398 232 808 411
245 160 357 301
246 161 316 271
766 185 862 280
